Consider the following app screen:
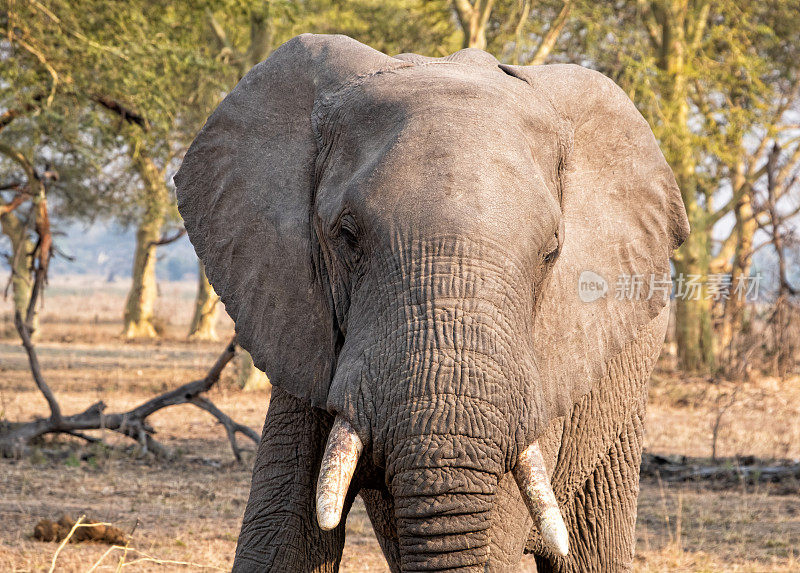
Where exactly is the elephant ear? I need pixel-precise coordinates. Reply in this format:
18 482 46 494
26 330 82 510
175 35 408 407
500 64 689 418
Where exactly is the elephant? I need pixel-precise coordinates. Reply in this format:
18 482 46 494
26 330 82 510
174 34 689 572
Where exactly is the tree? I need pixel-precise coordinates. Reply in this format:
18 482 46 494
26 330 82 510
288 0 459 55
187 260 220 341
120 143 170 337
452 0 495 49
1 7 86 329
560 1 799 372
3 0 224 339
0 84 107 335
0 145 44 331
711 2 800 370
448 0 576 65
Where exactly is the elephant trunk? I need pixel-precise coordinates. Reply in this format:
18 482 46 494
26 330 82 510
391 465 498 571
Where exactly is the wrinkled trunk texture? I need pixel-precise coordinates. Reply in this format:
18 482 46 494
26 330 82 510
327 238 537 569
188 259 220 341
123 150 168 339
375 302 521 569
392 466 498 571
380 357 511 570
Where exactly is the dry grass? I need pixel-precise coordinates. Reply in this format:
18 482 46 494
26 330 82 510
1 281 798 571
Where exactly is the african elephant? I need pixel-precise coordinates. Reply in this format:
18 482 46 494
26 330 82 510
175 34 689 572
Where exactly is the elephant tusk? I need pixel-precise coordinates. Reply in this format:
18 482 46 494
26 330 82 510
316 416 363 531
513 442 569 557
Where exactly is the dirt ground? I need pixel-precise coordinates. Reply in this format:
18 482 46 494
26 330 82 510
1 278 798 572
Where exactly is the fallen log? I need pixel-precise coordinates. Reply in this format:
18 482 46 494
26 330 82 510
641 452 800 485
1 192 260 461
0 335 259 460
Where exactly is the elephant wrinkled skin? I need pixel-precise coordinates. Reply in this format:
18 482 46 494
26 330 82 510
175 34 689 572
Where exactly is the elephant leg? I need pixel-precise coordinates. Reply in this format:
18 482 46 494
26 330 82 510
535 410 644 573
233 387 353 572
360 487 401 573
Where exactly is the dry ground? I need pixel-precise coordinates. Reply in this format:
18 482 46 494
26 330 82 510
1 278 798 572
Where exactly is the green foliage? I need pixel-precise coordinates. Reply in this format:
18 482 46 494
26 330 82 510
1 1 231 227
5 0 223 137
561 1 798 186
3 1 799 318
288 0 460 56
1 0 465 230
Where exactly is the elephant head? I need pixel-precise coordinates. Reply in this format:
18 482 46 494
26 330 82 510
175 34 688 569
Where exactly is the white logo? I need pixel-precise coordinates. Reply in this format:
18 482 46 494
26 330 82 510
578 271 608 303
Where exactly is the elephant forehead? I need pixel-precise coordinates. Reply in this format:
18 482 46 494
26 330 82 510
319 63 551 165
315 64 562 241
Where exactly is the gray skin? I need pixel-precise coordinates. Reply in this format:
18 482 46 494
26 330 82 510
175 34 689 572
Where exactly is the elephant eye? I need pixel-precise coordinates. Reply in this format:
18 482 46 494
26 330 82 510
339 216 360 250
543 235 560 264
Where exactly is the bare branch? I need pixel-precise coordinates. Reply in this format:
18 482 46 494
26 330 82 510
190 396 261 462
148 228 186 248
637 0 662 52
13 309 62 423
766 144 799 297
91 95 150 131
529 0 572 65
511 0 531 65
0 193 30 216
0 337 255 459
774 142 800 194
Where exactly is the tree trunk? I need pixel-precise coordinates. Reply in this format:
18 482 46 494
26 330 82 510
668 142 716 371
122 149 167 339
719 160 755 369
238 350 271 392
673 128 714 372
673 258 714 372
0 145 44 335
655 0 715 372
188 259 220 341
241 1 274 75
1 210 35 327
672 157 714 371
453 0 495 49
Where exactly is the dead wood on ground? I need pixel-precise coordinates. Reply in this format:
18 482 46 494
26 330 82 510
0 191 259 460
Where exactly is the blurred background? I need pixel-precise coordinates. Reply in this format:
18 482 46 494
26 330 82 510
1 1 798 571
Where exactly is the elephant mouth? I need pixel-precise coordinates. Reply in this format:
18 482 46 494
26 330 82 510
315 416 569 557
